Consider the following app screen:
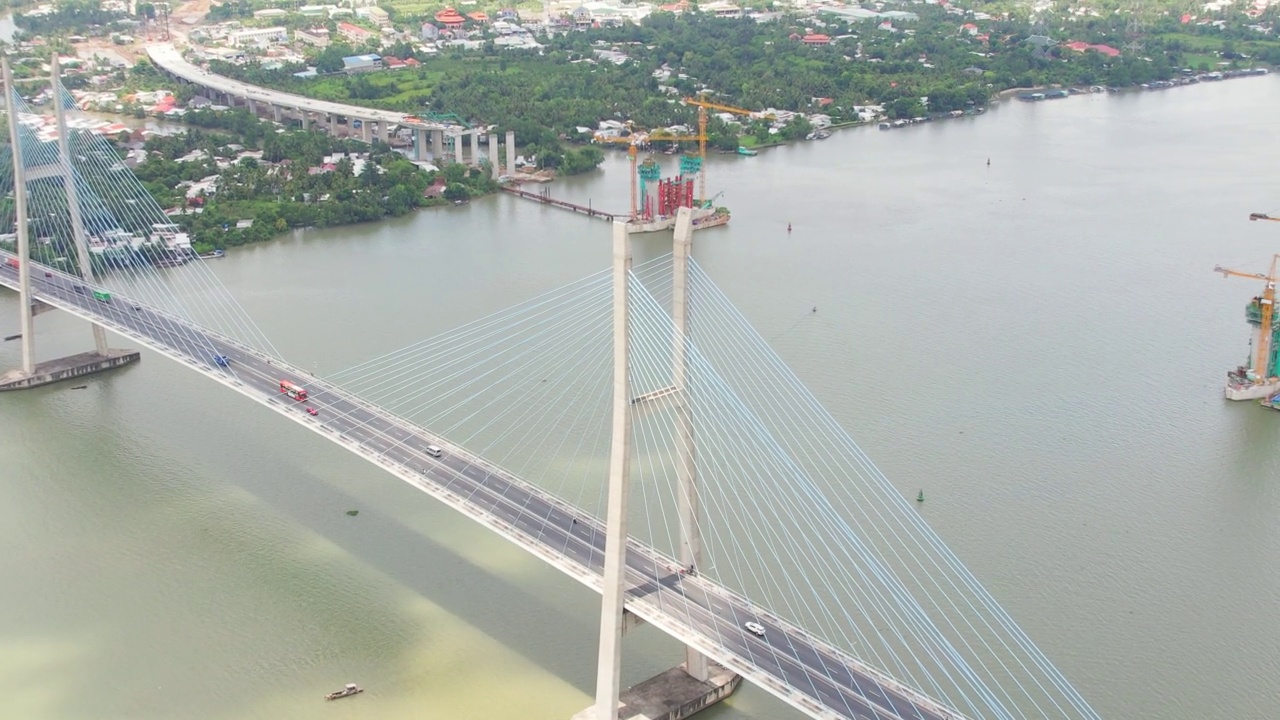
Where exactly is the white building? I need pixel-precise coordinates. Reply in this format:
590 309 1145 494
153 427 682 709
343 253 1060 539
296 28 331 47
356 5 391 26
227 26 288 48
702 1 742 18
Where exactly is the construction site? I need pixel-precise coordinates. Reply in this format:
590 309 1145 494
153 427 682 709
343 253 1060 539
1218 213 1280 409
505 95 768 234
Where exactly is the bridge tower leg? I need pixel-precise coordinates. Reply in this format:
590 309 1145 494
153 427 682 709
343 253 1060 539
577 215 740 720
51 56 108 357
0 55 140 391
4 57 37 376
671 205 709 682
593 220 634 720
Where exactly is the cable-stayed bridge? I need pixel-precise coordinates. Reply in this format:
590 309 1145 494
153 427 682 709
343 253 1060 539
0 60 1103 720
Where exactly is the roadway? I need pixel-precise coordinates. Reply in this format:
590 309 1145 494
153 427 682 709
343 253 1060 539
145 43 453 133
0 256 965 720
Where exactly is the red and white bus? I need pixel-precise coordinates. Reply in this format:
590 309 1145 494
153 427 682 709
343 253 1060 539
280 380 308 401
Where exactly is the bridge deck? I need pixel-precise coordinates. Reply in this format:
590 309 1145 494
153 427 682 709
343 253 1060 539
146 44 453 133
1 255 965 720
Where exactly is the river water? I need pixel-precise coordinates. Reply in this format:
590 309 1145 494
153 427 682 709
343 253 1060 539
3 76 1279 720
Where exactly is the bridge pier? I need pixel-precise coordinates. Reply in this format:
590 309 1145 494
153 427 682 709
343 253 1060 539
0 56 139 390
572 662 740 720
506 130 516 177
433 129 444 161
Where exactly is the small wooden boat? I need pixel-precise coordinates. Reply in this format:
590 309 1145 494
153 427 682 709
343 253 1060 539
71 385 88 390
325 683 363 701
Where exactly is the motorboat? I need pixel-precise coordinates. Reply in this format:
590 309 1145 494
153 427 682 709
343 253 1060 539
325 683 362 701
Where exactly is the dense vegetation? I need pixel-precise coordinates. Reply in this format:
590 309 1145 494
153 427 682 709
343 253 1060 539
206 4 1280 143
132 109 498 251
13 0 126 35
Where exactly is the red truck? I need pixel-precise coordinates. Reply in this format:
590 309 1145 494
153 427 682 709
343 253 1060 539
4 258 18 269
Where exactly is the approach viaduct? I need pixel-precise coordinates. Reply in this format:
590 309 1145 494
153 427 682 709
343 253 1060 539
146 43 516 175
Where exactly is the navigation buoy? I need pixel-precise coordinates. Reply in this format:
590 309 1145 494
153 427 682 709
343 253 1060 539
916 491 925 503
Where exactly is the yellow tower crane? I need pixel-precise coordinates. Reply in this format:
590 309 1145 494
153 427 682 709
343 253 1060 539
1214 253 1280 383
681 96 763 203
594 135 642 220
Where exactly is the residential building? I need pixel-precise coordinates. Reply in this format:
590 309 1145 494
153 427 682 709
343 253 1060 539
702 1 742 18
296 28 330 47
420 22 440 40
202 46 245 63
338 21 377 44
342 53 382 73
228 26 287 48
356 5 391 26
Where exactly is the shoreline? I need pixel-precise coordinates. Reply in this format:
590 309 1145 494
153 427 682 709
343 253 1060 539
163 67 1272 255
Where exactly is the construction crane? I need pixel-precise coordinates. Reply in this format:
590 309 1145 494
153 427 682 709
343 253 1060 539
594 135 642 220
682 95 762 202
1214 254 1280 382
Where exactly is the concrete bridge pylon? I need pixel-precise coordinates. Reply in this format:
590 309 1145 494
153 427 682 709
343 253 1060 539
578 207 738 720
0 55 139 391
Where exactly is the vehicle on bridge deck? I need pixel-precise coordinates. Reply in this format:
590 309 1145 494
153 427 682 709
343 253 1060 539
74 285 86 294
324 683 362 701
279 379 308 401
425 444 443 458
92 290 111 303
213 355 231 367
744 622 766 637
306 407 318 416
4 258 17 269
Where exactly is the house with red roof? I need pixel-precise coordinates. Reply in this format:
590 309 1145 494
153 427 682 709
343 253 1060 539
1064 40 1121 58
802 33 831 46
337 22 376 44
434 7 466 27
